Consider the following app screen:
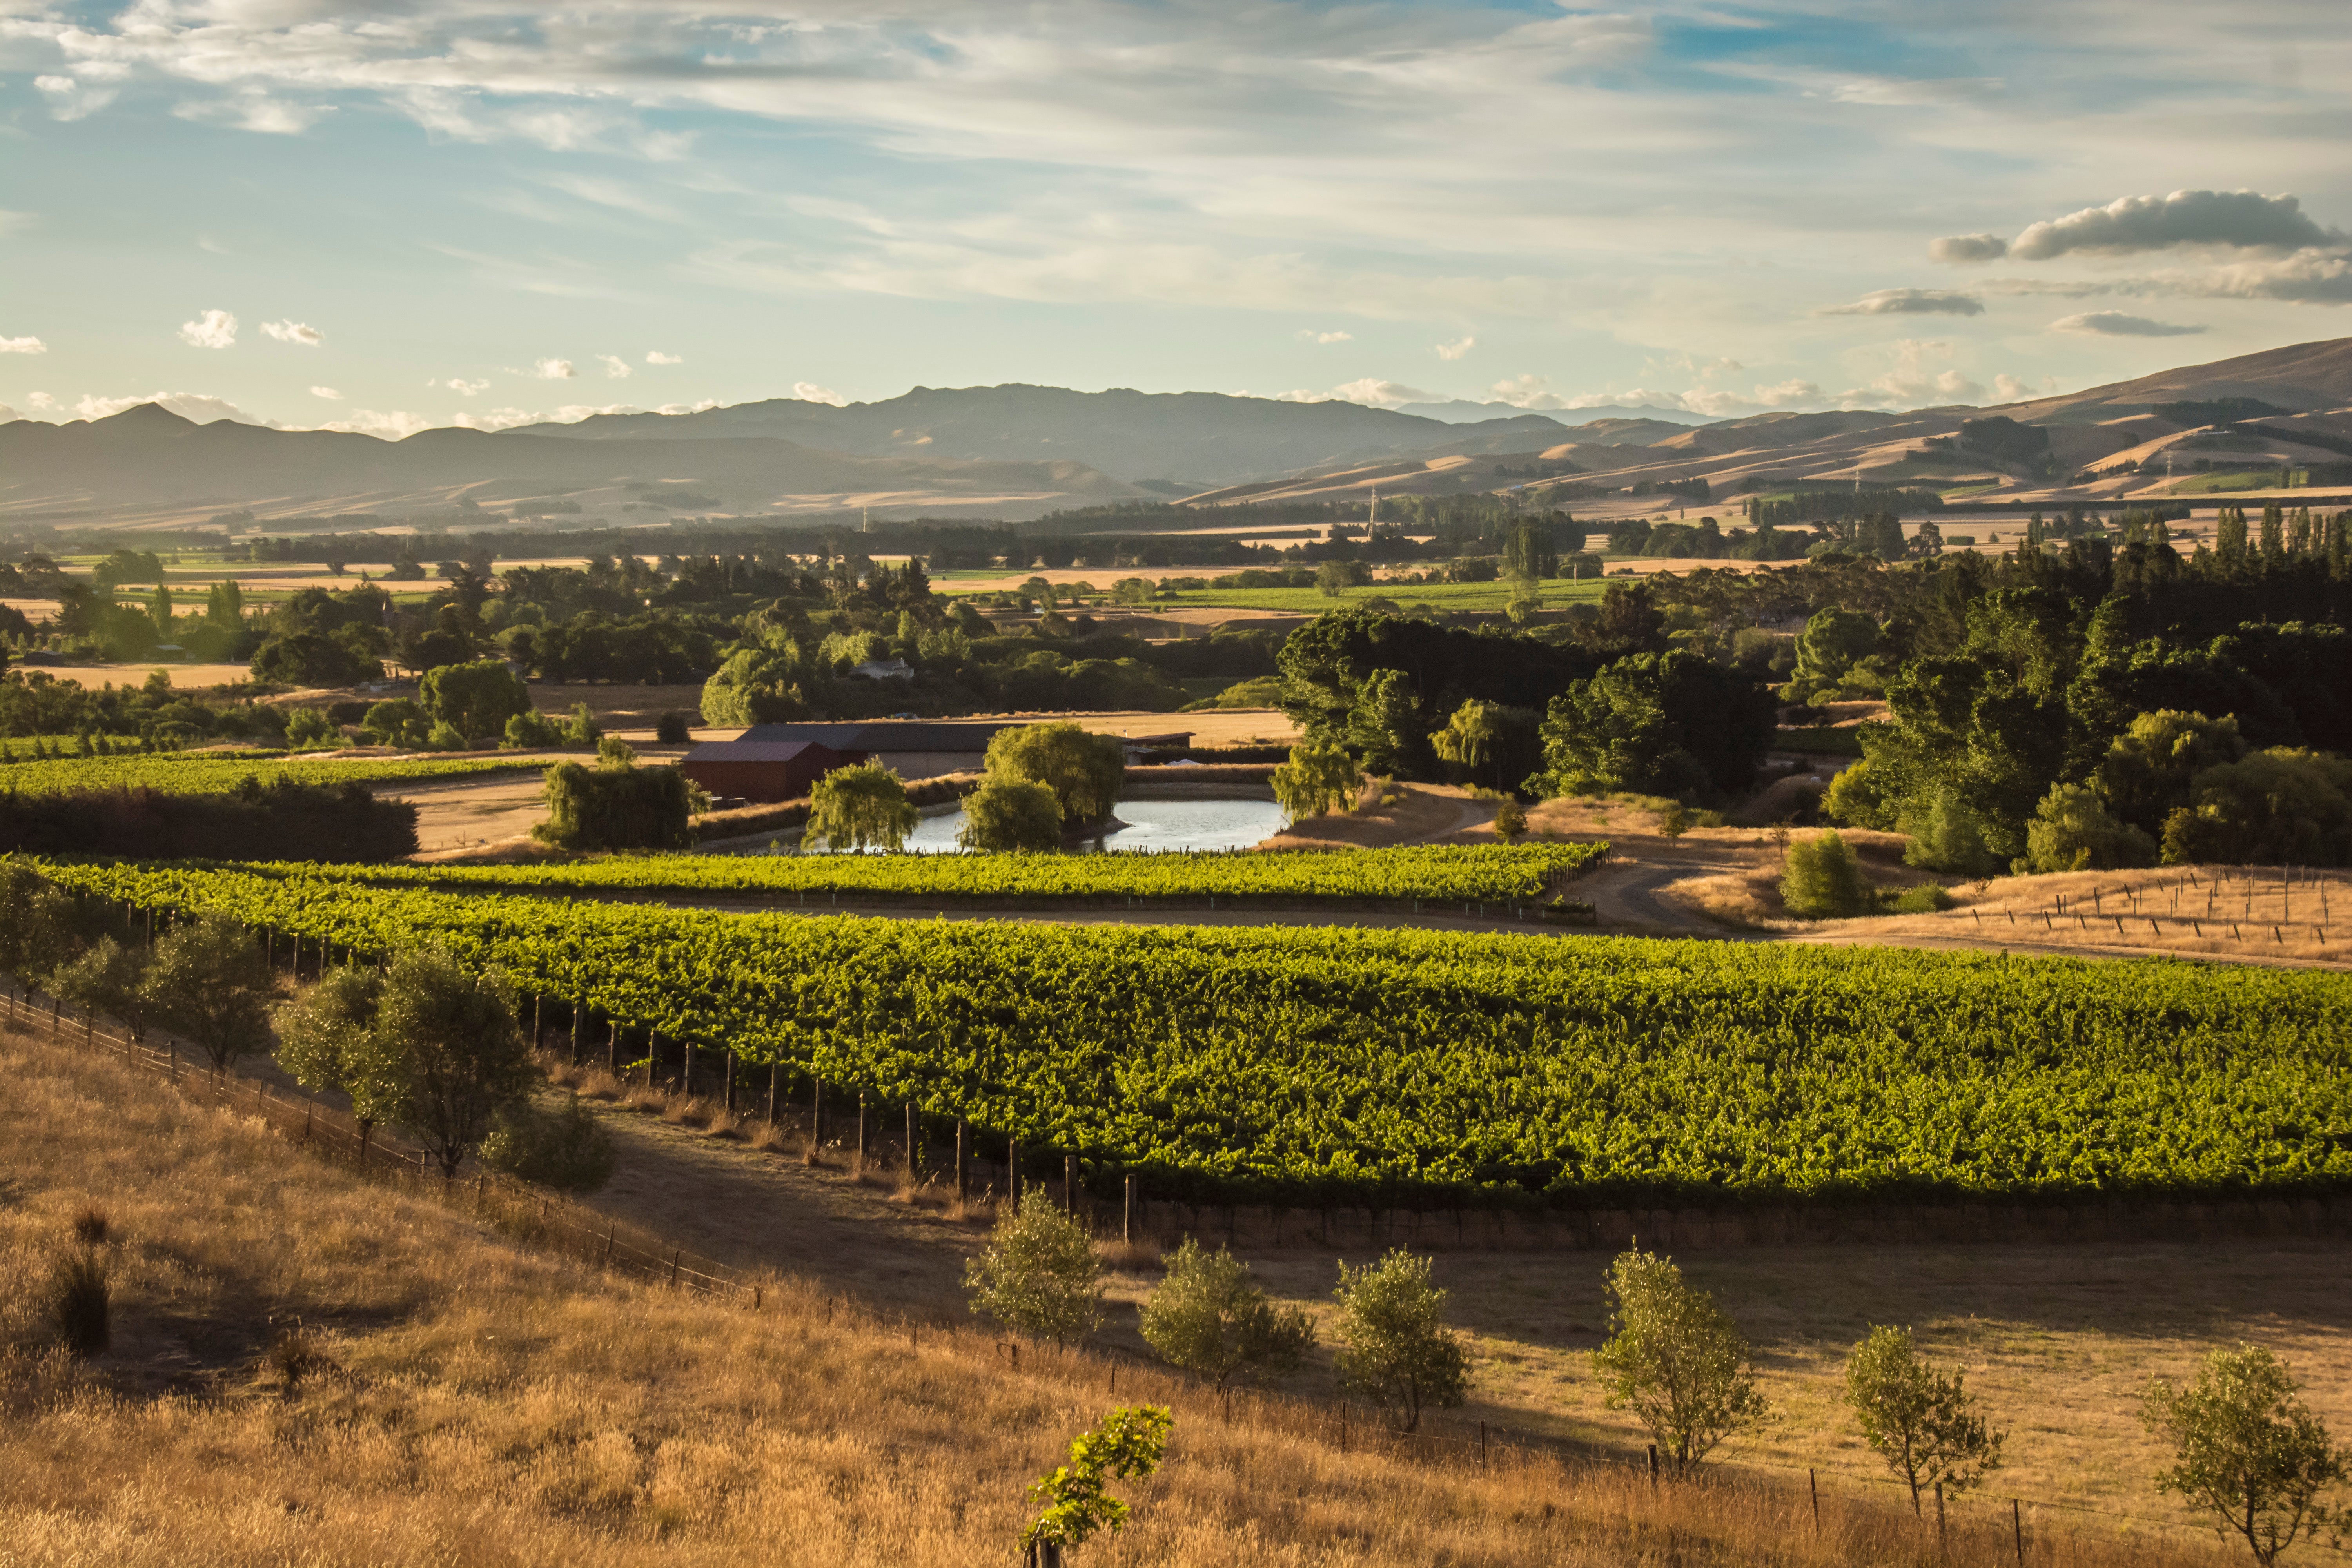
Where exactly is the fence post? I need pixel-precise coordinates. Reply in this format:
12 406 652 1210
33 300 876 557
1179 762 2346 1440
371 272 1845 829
767 1062 780 1125
532 995 542 1053
955 1118 968 1203
1124 1174 1135 1243
1064 1153 1078 1214
680 1035 692 1098
856 1089 868 1168
1646 1445 1658 1490
725 1052 737 1115
1934 1481 1945 1552
905 1101 919 1178
1809 1467 1820 1532
812 1078 826 1151
2012 1498 2023 1564
1009 1137 1020 1204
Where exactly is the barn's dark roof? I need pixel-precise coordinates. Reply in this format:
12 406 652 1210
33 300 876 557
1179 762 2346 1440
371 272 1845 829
680 740 842 764
731 722 1022 752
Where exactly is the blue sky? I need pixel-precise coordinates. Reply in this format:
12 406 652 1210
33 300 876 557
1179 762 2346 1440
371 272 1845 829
3 0 2349 436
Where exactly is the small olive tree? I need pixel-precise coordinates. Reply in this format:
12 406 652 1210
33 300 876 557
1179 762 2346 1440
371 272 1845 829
1139 1239 1316 1390
960 778 1066 853
1844 1324 2005 1515
1022 1405 1173 1568
51 936 151 1045
372 947 536 1177
274 965 400 1160
807 760 921 853
966 1189 1105 1346
141 915 277 1071
1591 1244 1767 1473
1331 1248 1470 1432
2143 1344 2349 1566
1270 743 1359 823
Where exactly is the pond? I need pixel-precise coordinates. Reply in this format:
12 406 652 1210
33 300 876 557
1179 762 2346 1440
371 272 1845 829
823 795 1289 855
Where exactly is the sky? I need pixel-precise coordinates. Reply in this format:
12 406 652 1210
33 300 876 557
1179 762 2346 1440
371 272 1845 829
3 0 2351 437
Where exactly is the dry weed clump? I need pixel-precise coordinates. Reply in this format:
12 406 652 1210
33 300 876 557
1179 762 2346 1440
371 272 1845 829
0 1020 2253 1568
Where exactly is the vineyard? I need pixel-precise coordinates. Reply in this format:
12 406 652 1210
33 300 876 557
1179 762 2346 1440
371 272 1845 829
0 751 547 795
45 859 2352 1211
260 840 1611 906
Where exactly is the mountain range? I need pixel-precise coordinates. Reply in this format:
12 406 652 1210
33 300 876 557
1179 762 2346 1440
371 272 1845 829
4 338 2348 529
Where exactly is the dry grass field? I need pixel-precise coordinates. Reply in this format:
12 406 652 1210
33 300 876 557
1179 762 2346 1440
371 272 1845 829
0 1022 2257 1568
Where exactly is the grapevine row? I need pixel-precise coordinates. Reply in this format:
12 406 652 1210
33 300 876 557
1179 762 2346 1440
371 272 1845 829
45 860 2352 1211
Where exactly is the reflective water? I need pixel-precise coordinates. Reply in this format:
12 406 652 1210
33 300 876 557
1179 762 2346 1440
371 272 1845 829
849 795 1287 855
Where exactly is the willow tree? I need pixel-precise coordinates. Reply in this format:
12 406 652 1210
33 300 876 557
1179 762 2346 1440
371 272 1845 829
807 761 920 853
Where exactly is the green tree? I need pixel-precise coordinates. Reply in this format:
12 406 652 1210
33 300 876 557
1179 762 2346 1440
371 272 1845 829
1493 798 1528 843
2143 1345 2349 1566
1139 1239 1316 1390
2160 750 2352 868
0 864 82 1001
1330 1248 1470 1432
2093 710 2246 836
284 706 338 748
807 761 920 852
50 936 151 1045
1501 518 1559 582
371 946 535 1178
1270 743 1359 823
2022 782 2157 873
984 723 1126 828
140 914 276 1072
1347 667 1430 779
960 777 1066 851
1591 1245 1767 1473
361 698 434 748
1429 699 1507 778
1781 829 1869 917
502 708 565 749
1021 1406 1174 1568
1531 650 1774 802
419 659 530 744
1316 558 1370 596
273 965 399 1160
1844 1325 2006 1515
535 760 693 851
965 1189 1105 1346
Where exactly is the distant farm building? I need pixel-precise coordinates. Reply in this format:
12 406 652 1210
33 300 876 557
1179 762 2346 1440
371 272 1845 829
678 721 1022 803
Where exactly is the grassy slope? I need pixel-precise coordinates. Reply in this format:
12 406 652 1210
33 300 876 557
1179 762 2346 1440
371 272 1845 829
0 1021 2203 1568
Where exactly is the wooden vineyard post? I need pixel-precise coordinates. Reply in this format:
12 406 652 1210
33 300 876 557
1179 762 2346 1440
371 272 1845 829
905 1101 919 1178
766 1062 780 1126
2012 1499 2024 1564
1646 1445 1658 1490
1934 1481 1945 1552
606 1017 618 1075
1008 1138 1020 1205
812 1078 826 1152
1123 1174 1135 1243
532 995 542 1053
955 1118 968 1203
724 1051 737 1115
1064 1153 1078 1214
680 1036 693 1098
1809 1468 1820 1533
573 1002 584 1065
856 1089 868 1170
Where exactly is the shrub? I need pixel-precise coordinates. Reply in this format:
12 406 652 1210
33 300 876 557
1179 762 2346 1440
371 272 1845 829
2143 1344 2349 1566
964 1189 1104 1346
363 698 434 749
284 707 338 749
503 708 564 749
1022 1406 1174 1564
1822 757 1896 830
597 735 638 769
71 1207 110 1245
1493 798 1527 843
535 760 693 852
807 761 920 853
655 711 691 745
419 659 531 743
958 778 1065 853
1887 883 1954 914
1844 1324 2005 1515
2160 750 2352 867
1331 1248 1469 1432
1781 830 1868 918
1139 1239 1316 1390
425 721 468 751
479 1098 617 1192
563 702 602 745
46 1247 110 1357
1592 1245 1767 1473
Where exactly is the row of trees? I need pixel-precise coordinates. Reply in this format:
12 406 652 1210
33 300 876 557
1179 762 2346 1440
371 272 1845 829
803 724 1127 855
968 1200 2348 1565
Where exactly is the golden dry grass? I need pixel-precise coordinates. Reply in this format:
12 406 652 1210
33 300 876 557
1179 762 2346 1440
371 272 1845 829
0 1022 2252 1568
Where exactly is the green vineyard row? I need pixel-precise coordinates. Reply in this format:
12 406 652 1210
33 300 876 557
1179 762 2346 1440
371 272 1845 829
256 840 1611 905
45 860 2352 1209
0 751 547 796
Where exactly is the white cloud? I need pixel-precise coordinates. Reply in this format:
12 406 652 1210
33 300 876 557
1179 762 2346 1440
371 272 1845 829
452 402 641 431
2010 190 2340 260
595 354 633 379
655 400 719 415
317 409 432 438
174 90 328 136
644 350 683 365
1680 379 1826 417
178 309 238 349
34 75 115 122
0 336 46 354
1435 336 1476 360
437 377 491 396
2050 311 2207 338
533 358 576 379
1296 330 1352 345
1929 233 2008 264
1816 288 1983 317
1272 379 1439 408
261 319 323 346
27 392 58 411
309 385 343 400
2174 250 2352 306
1829 339 1984 408
793 381 847 405
72 391 276 426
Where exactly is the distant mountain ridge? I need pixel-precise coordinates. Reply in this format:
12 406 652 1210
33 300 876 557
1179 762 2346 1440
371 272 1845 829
1393 399 1717 427
514 383 1577 487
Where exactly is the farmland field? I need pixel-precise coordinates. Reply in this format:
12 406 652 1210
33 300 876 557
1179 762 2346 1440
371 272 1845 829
41 860 2352 1210
0 750 549 795
270 840 1609 905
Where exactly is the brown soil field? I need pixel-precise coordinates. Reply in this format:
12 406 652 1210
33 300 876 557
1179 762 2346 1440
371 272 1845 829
4 1022 2230 1568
